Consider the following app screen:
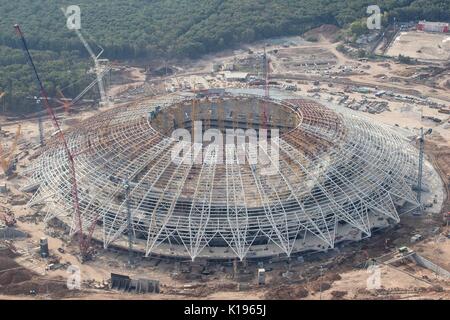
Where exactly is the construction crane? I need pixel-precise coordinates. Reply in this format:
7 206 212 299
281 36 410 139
69 66 110 107
14 24 94 261
26 94 95 116
0 124 21 176
57 88 73 114
65 13 109 108
75 33 108 107
55 88 95 114
29 97 45 146
28 94 73 145
60 8 110 110
415 127 432 216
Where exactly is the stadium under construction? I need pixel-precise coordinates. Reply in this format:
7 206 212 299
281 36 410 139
24 89 423 261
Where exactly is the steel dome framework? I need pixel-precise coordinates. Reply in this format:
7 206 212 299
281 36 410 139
25 90 420 260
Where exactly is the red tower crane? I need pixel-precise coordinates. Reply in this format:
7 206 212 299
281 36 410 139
14 24 94 261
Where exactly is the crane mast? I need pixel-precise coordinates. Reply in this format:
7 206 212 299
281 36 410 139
14 24 91 260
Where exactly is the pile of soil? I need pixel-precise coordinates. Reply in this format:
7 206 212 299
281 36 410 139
324 273 342 282
0 256 17 272
0 256 34 286
0 269 33 286
1 277 77 298
304 24 340 41
309 281 332 292
1 251 77 298
0 246 19 258
265 285 309 300
330 290 348 300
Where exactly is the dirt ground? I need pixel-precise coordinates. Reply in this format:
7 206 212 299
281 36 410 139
386 31 450 62
0 25 449 300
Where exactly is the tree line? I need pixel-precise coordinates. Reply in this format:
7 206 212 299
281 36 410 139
0 0 448 113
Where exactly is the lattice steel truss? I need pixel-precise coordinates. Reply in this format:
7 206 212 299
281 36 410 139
25 90 420 260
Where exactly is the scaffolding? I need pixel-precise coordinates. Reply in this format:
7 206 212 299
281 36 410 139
25 91 421 261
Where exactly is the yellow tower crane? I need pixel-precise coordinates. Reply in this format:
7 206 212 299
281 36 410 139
57 88 72 114
0 125 22 176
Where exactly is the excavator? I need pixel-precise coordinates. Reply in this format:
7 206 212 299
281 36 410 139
0 124 22 177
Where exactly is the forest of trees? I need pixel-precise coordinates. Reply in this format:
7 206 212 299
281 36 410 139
0 45 94 114
1 0 449 113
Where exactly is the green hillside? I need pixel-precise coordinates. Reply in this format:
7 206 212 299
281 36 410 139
0 0 448 113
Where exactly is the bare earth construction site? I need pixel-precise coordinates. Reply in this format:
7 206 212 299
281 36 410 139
1 24 450 300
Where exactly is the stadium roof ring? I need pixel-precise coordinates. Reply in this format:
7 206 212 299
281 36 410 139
25 89 421 260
